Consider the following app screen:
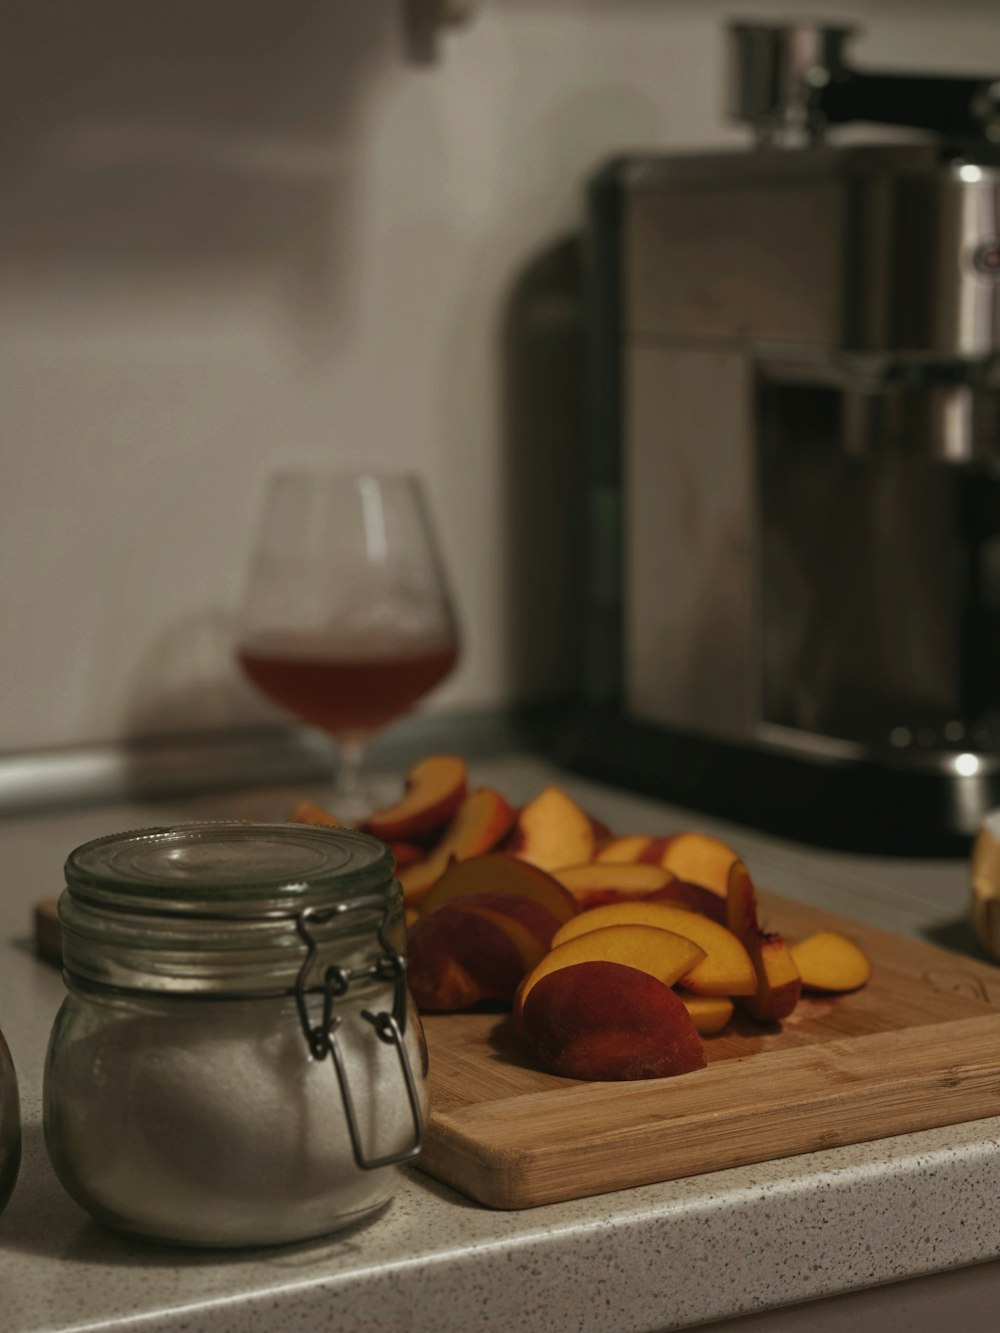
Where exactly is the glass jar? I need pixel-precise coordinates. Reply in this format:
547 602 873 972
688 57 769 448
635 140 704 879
43 822 428 1248
0 1026 20 1216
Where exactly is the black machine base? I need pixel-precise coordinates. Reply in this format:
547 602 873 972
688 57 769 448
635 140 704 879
557 708 994 858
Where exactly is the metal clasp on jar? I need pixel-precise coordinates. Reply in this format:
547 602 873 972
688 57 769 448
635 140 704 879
294 897 423 1171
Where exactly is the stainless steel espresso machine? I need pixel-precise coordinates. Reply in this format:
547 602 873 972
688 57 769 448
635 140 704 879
569 23 1000 852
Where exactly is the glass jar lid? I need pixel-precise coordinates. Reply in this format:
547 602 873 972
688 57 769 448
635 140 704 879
60 823 400 995
65 821 393 915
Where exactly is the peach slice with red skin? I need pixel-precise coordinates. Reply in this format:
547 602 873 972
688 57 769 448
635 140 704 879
551 900 756 997
288 803 422 874
514 923 705 1030
365 754 467 843
503 785 599 872
660 833 740 895
552 862 676 910
398 789 517 906
677 992 735 1035
636 835 679 866
595 835 654 865
521 961 707 1080
727 860 802 1022
747 938 802 1021
448 902 549 974
645 879 728 924
444 891 564 951
388 841 424 869
555 859 726 921
789 931 872 993
406 907 513 1012
408 947 481 1012
407 900 538 1012
419 853 577 927
288 800 341 827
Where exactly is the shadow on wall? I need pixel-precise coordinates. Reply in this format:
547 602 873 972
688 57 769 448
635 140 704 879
500 236 587 712
122 609 282 737
0 0 396 329
491 83 664 717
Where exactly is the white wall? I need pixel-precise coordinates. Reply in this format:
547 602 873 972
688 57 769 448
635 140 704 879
3 0 1000 751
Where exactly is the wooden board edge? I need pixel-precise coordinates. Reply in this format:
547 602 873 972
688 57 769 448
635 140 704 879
418 1013 1000 1209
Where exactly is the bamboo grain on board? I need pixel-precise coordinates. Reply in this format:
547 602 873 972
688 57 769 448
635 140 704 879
423 1015 1000 1208
419 890 1000 1209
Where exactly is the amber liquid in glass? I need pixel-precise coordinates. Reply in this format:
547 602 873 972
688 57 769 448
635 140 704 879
239 637 458 735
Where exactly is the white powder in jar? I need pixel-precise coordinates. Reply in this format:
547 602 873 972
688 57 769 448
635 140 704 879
45 988 429 1247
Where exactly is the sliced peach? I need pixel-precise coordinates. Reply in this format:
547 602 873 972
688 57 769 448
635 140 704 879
449 901 549 975
746 938 802 1021
445 891 563 952
551 900 756 997
789 931 872 993
503 786 598 872
515 923 705 1026
521 961 706 1081
288 800 341 827
727 860 801 1022
420 853 577 927
406 901 528 1012
595 835 654 864
726 860 762 939
636 835 678 865
677 992 734 1035
645 879 728 924
365 754 467 843
553 862 676 910
398 789 517 906
660 833 740 894
408 947 482 1012
388 841 423 869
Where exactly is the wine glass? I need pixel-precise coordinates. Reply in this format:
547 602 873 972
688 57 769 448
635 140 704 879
235 471 460 822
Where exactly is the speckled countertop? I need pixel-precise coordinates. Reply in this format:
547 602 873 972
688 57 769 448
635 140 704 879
3 753 1000 1333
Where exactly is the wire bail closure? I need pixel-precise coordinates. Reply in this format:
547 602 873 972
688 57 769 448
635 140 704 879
294 898 423 1171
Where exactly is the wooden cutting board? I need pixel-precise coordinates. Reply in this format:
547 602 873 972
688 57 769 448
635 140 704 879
417 891 1000 1209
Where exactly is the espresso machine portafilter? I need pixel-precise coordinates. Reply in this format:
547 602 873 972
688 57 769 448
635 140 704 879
570 23 1000 852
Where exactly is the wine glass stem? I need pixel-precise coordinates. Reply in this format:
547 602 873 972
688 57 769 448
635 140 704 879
334 735 370 822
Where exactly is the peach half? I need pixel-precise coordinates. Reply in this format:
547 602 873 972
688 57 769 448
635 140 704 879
521 961 707 1081
727 860 802 1022
551 900 756 997
398 788 517 906
365 754 467 843
789 931 872 993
